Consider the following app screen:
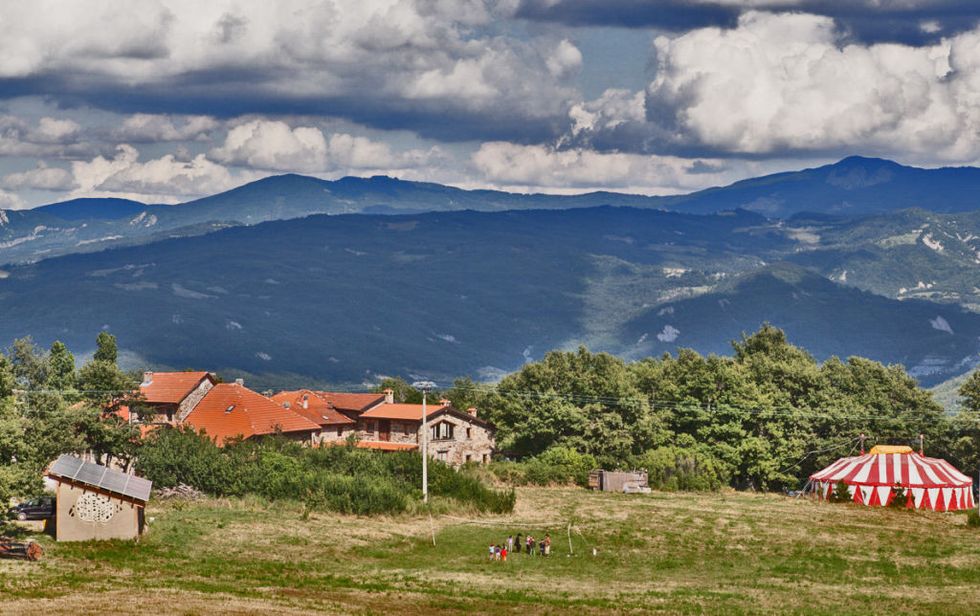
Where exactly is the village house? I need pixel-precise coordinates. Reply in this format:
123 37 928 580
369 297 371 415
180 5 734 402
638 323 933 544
269 389 356 444
119 373 495 462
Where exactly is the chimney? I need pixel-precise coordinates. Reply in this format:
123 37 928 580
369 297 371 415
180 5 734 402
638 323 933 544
142 371 153 386
302 394 309 409
467 407 478 418
383 388 394 404
234 378 244 386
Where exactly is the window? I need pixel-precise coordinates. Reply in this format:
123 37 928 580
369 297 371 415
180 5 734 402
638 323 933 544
336 426 343 437
482 454 488 464
431 421 454 440
403 423 410 435
466 427 472 440
465 454 472 463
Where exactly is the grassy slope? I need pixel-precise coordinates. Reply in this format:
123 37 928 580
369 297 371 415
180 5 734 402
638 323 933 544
3 488 980 614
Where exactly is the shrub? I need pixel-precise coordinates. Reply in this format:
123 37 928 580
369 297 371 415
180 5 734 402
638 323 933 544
830 480 852 503
523 446 596 486
889 484 908 509
635 446 730 492
966 509 980 528
136 427 513 515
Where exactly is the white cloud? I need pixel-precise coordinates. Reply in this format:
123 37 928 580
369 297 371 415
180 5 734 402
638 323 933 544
211 119 433 173
657 325 680 342
116 114 218 142
646 11 980 159
472 141 742 192
568 89 646 138
0 115 84 156
0 188 25 210
546 39 583 78
0 1 572 132
211 120 328 172
1 162 76 191
70 144 236 202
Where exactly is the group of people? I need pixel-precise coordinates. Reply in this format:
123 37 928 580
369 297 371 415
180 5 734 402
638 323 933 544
488 533 551 561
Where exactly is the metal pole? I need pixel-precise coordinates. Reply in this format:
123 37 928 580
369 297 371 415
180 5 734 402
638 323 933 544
412 380 435 505
422 389 428 503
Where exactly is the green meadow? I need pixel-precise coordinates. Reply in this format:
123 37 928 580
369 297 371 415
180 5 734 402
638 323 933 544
3 487 980 614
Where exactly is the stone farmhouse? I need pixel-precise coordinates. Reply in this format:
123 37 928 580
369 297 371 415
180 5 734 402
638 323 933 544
122 373 494 465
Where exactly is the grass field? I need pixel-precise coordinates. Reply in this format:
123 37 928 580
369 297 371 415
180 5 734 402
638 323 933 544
3 487 980 615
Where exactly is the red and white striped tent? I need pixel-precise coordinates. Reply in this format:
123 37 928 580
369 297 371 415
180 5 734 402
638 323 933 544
810 445 974 511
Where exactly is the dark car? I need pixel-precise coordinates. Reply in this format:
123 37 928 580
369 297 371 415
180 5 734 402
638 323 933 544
8 496 55 521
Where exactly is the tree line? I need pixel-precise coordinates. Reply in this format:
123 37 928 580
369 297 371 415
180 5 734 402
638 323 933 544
2 325 979 505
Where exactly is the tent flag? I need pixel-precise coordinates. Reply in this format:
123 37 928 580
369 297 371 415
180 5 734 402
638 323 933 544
875 486 892 507
912 488 925 509
810 448 973 512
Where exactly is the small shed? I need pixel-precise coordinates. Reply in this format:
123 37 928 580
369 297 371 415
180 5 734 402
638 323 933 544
589 469 650 493
46 455 152 542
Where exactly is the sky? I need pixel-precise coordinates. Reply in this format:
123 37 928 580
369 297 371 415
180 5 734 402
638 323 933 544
1 0 980 209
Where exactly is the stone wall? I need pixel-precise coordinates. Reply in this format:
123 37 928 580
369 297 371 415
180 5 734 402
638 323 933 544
177 378 215 422
426 414 494 466
314 425 356 445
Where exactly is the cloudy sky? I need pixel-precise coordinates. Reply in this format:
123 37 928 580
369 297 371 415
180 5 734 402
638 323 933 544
1 0 980 209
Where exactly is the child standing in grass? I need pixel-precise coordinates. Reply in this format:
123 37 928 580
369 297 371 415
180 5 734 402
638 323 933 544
526 535 534 555
507 535 514 553
515 533 523 553
501 545 508 562
544 534 551 556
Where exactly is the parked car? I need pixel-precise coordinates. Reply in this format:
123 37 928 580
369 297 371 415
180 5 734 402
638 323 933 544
8 497 55 521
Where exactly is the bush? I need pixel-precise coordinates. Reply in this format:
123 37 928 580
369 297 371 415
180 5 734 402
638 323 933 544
830 480 852 503
966 509 980 528
634 446 730 492
523 446 597 486
889 484 908 509
136 427 514 515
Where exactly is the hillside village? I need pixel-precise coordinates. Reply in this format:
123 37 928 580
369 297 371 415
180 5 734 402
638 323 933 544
122 371 495 466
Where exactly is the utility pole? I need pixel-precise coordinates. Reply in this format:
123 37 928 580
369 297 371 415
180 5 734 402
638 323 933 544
413 380 435 504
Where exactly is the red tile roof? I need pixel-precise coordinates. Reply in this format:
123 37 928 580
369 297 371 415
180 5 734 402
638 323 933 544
360 403 448 421
315 392 385 413
140 371 213 405
270 390 355 426
185 383 321 444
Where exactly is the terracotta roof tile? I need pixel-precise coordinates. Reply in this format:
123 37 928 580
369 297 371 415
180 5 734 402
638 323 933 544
185 383 320 444
140 371 213 404
315 392 385 413
270 390 355 426
360 403 448 421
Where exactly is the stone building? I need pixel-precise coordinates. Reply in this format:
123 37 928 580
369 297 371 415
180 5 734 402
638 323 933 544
46 455 152 542
353 392 495 465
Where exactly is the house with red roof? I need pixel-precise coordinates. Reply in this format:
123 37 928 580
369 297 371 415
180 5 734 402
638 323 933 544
118 370 216 425
269 389 356 444
184 382 322 445
308 388 495 464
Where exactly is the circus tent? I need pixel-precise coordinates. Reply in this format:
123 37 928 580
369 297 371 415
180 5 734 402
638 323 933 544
809 445 975 511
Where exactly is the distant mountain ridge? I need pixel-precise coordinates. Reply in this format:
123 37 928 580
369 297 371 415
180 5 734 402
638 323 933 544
2 156 980 266
0 206 976 388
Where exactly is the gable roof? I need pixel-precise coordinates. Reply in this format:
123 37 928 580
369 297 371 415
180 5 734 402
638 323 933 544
315 392 385 413
270 390 355 426
185 383 320 444
360 403 449 421
48 454 153 504
140 371 214 404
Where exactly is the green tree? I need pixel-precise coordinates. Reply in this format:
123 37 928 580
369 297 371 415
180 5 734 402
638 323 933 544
94 331 118 364
48 341 76 393
374 377 424 403
960 370 980 414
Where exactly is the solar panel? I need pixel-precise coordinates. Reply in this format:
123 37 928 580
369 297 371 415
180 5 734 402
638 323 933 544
48 455 152 503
